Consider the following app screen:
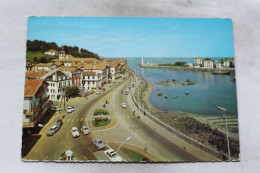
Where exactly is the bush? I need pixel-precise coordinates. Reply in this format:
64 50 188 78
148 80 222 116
94 109 109 115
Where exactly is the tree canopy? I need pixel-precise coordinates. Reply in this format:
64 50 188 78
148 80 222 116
65 86 80 98
27 40 100 59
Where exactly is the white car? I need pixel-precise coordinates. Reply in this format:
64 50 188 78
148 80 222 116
67 108 74 113
104 149 123 162
121 103 127 108
71 127 80 138
80 126 91 135
67 105 74 109
96 91 101 95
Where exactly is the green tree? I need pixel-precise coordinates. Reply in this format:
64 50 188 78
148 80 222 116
175 61 186 67
38 57 48 63
65 86 80 98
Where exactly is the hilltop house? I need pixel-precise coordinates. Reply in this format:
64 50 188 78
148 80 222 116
203 59 214 68
23 79 52 128
82 72 102 90
41 71 71 101
45 50 59 56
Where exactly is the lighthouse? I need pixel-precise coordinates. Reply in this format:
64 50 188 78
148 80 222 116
141 57 144 65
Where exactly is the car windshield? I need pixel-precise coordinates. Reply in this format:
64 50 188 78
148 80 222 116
98 140 103 144
72 129 77 132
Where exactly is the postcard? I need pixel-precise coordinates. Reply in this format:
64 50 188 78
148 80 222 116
22 17 239 162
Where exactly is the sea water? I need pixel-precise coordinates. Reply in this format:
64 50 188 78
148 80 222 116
127 57 238 115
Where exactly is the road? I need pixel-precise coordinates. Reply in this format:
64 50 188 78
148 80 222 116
24 72 218 162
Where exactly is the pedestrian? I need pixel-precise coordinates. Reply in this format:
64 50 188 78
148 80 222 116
144 111 146 116
106 100 108 104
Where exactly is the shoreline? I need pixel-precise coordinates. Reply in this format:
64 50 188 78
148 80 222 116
132 71 239 158
140 64 235 72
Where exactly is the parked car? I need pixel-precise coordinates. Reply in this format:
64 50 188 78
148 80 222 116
80 126 91 135
50 106 62 111
67 108 75 113
46 125 60 136
102 88 106 91
71 127 80 138
125 91 129 95
104 149 123 162
92 138 106 150
96 91 101 95
67 105 74 109
121 103 127 108
56 119 63 127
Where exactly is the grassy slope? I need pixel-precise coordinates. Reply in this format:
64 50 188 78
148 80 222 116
26 51 57 63
121 148 148 161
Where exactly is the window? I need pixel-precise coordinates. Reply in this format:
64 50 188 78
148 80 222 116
88 76 90 79
26 115 30 119
93 81 94 84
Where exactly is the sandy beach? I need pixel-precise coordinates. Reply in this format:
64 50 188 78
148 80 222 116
133 72 240 158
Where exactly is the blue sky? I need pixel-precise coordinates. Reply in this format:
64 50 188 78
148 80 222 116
27 17 234 58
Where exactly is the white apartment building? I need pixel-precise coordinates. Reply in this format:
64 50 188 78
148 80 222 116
82 72 102 90
194 57 203 66
203 59 214 68
41 71 71 101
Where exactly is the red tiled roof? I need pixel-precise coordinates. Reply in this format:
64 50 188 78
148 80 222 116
24 79 48 97
83 72 101 76
25 70 48 79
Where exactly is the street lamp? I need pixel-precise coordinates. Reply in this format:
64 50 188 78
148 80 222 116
216 106 231 160
117 136 131 153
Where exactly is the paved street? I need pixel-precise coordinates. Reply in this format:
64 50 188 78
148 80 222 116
24 72 219 162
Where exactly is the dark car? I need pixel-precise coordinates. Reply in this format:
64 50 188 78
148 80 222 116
56 119 63 127
46 125 60 136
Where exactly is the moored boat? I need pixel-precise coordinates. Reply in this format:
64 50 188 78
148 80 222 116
185 90 189 95
157 92 162 96
212 70 230 75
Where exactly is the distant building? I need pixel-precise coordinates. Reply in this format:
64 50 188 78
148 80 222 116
45 50 59 56
65 54 74 59
203 59 214 68
194 57 203 66
54 58 100 67
33 63 57 72
222 58 235 68
215 62 222 69
82 72 102 90
59 47 66 60
23 79 52 128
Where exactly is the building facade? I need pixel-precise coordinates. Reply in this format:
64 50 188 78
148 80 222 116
23 79 52 128
82 72 102 90
41 71 71 101
203 59 214 68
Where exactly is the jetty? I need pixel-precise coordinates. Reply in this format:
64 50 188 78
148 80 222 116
155 79 197 87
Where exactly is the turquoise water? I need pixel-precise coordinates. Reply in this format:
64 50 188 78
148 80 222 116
127 58 238 115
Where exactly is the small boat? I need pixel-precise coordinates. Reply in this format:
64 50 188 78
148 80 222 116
185 90 189 95
212 70 230 75
157 92 162 96
216 106 226 111
157 89 160 91
173 95 178 99
165 96 168 99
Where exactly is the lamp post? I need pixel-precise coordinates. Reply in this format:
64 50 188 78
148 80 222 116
117 136 131 153
216 106 231 160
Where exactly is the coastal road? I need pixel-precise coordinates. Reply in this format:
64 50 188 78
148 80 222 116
24 77 129 161
90 72 201 162
25 71 218 162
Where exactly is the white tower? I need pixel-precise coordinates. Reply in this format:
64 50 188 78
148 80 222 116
141 57 144 65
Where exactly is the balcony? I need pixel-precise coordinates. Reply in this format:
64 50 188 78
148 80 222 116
40 95 49 105
36 89 46 98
